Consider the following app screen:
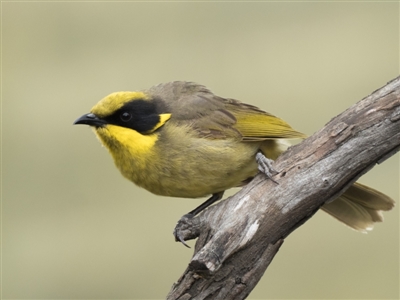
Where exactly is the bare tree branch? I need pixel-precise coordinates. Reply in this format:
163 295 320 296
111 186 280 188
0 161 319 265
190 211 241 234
167 76 400 300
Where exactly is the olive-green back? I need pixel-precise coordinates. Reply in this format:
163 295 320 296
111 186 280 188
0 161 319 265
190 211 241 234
148 81 306 141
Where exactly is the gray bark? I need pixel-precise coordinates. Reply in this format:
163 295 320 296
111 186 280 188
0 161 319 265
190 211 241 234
167 76 400 300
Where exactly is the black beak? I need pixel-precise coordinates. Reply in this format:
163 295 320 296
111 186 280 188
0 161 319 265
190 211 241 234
73 113 106 127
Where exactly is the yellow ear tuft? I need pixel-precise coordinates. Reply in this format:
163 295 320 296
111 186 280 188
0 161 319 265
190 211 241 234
91 91 148 118
148 113 172 133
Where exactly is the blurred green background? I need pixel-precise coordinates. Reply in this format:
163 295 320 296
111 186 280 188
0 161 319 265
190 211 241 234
2 1 399 299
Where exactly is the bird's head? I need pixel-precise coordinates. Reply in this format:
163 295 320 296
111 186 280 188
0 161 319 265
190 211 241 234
74 91 171 134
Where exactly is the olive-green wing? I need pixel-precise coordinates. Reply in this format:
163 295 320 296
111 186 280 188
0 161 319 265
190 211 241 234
185 95 306 141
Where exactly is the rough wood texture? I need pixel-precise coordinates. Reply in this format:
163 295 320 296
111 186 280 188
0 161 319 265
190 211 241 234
167 77 400 300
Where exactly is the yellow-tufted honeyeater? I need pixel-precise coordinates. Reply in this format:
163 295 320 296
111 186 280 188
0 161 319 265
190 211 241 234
74 81 394 243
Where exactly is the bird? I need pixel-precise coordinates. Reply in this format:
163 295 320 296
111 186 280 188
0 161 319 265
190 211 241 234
74 81 395 244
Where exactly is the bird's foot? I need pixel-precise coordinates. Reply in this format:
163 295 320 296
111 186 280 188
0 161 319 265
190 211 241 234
256 152 279 184
173 213 201 248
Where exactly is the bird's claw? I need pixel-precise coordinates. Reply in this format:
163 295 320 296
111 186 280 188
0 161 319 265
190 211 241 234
256 152 279 184
173 213 195 248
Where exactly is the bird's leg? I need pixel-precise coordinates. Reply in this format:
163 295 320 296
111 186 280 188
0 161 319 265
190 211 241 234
174 191 224 247
188 191 224 216
256 152 279 184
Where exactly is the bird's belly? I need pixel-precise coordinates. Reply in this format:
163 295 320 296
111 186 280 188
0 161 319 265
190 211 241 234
119 137 260 198
157 152 259 198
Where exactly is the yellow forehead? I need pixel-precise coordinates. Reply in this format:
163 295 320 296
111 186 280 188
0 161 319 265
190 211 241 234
90 91 149 118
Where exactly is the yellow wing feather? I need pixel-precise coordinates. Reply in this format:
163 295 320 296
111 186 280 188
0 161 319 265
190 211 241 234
231 110 306 140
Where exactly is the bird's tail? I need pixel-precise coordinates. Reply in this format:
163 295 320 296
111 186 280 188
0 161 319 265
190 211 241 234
321 182 395 232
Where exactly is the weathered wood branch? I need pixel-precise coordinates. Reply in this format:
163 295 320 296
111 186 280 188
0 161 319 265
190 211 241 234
167 76 400 300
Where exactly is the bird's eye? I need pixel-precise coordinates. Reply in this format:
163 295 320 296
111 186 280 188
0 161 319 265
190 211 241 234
120 111 132 122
